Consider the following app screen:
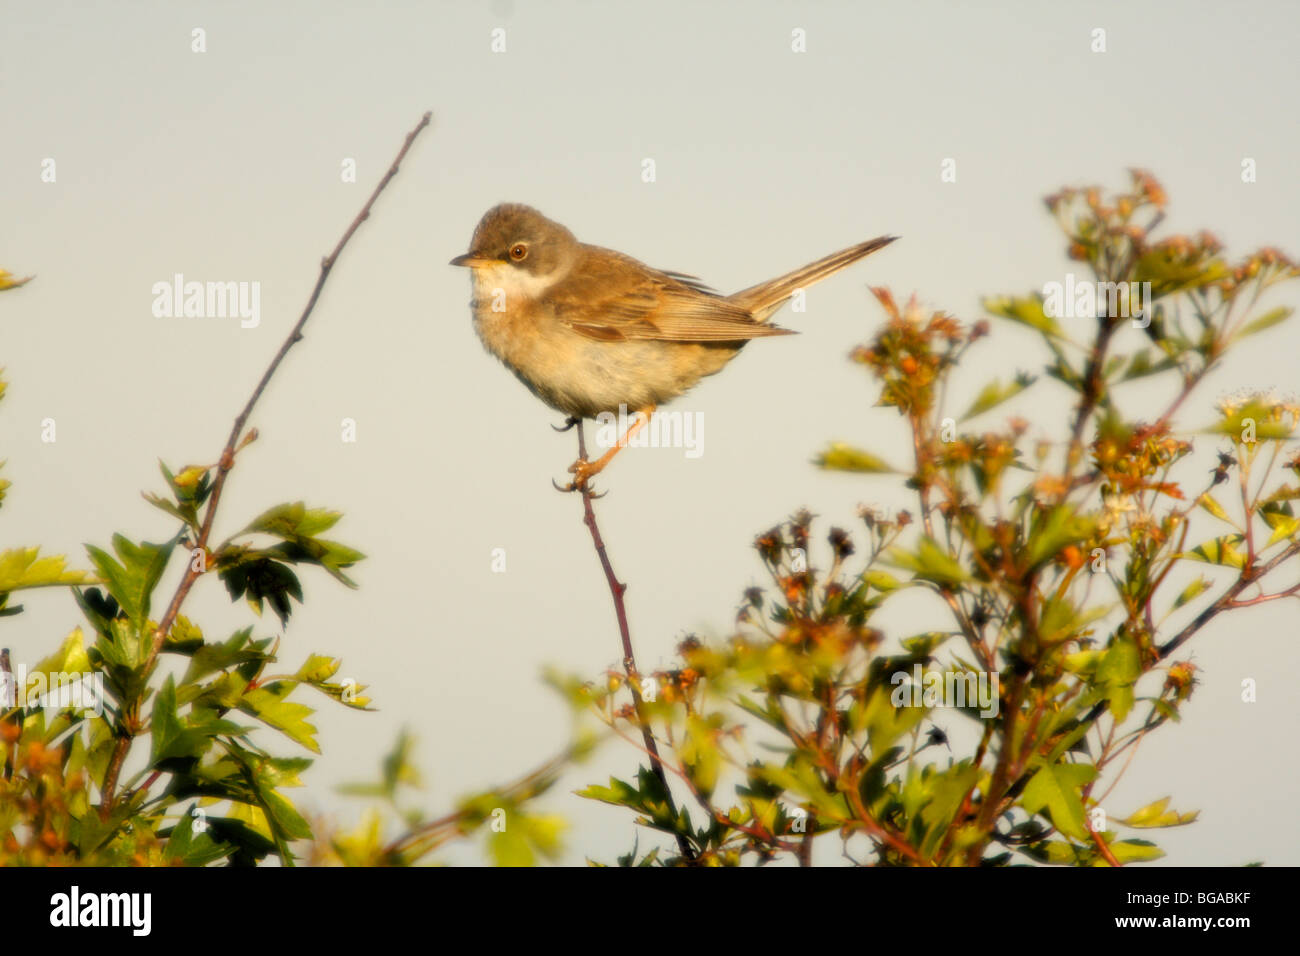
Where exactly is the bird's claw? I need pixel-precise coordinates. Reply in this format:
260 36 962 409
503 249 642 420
552 416 580 433
550 476 606 497
551 458 607 497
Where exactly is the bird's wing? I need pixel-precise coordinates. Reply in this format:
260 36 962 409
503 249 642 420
553 247 795 343
657 271 719 296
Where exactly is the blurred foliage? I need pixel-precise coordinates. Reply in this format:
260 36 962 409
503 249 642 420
0 437 372 864
565 172 1300 865
1 271 377 865
4 170 1298 866
308 728 589 867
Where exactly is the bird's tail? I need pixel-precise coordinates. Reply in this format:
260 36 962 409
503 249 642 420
728 235 897 322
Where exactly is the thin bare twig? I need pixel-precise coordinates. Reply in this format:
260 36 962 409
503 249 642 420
98 111 434 817
1158 538 1300 660
571 422 697 863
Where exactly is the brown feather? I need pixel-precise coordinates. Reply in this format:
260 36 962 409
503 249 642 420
553 246 794 343
730 235 898 321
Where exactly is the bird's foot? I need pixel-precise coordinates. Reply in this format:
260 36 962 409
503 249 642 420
552 457 607 496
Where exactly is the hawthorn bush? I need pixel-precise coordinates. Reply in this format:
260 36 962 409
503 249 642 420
0 390 373 865
569 171 1300 865
4 170 1297 866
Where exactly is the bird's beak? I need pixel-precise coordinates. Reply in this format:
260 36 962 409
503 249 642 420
449 253 495 268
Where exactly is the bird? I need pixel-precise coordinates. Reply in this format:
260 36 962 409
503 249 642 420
451 203 895 490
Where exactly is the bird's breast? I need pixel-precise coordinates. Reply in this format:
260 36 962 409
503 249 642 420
465 266 741 418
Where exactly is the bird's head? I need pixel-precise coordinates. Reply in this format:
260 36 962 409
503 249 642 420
450 204 579 285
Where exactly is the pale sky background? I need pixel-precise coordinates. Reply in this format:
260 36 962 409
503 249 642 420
3 0 1298 865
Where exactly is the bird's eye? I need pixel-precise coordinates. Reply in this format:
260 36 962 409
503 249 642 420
509 243 528 261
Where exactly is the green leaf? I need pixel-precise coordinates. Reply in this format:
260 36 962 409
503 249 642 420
1134 249 1230 296
270 539 365 588
1118 349 1176 382
735 695 791 735
94 616 153 679
919 764 981 858
1206 400 1294 441
1031 839 1092 865
755 759 849 822
165 807 234 866
1038 597 1113 647
814 442 896 473
1107 839 1165 863
244 502 343 539
161 615 205 654
218 553 304 623
180 629 272 684
861 682 927 753
239 684 320 753
257 784 313 842
680 714 721 798
155 461 214 518
296 654 342 684
219 748 313 862
1260 507 1300 547
257 755 313 789
578 776 643 809
517 813 566 861
490 822 535 867
142 492 198 529
900 631 954 656
1180 534 1245 568
862 570 903 592
84 533 178 629
151 676 209 765
1151 699 1181 723
983 295 1063 339
229 503 364 590
1117 796 1200 829
1260 484 1300 506
1196 493 1233 524
1063 649 1103 676
887 536 968 585
193 671 251 710
203 815 278 866
76 803 136 857
378 730 421 796
1025 504 1094 570
959 373 1035 422
1021 763 1097 840
1171 577 1211 611
0 547 93 591
1044 719 1094 764
1232 306 1292 341
1097 639 1140 722
578 769 694 838
31 627 93 678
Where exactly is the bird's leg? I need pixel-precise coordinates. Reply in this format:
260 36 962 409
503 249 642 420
561 405 655 492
